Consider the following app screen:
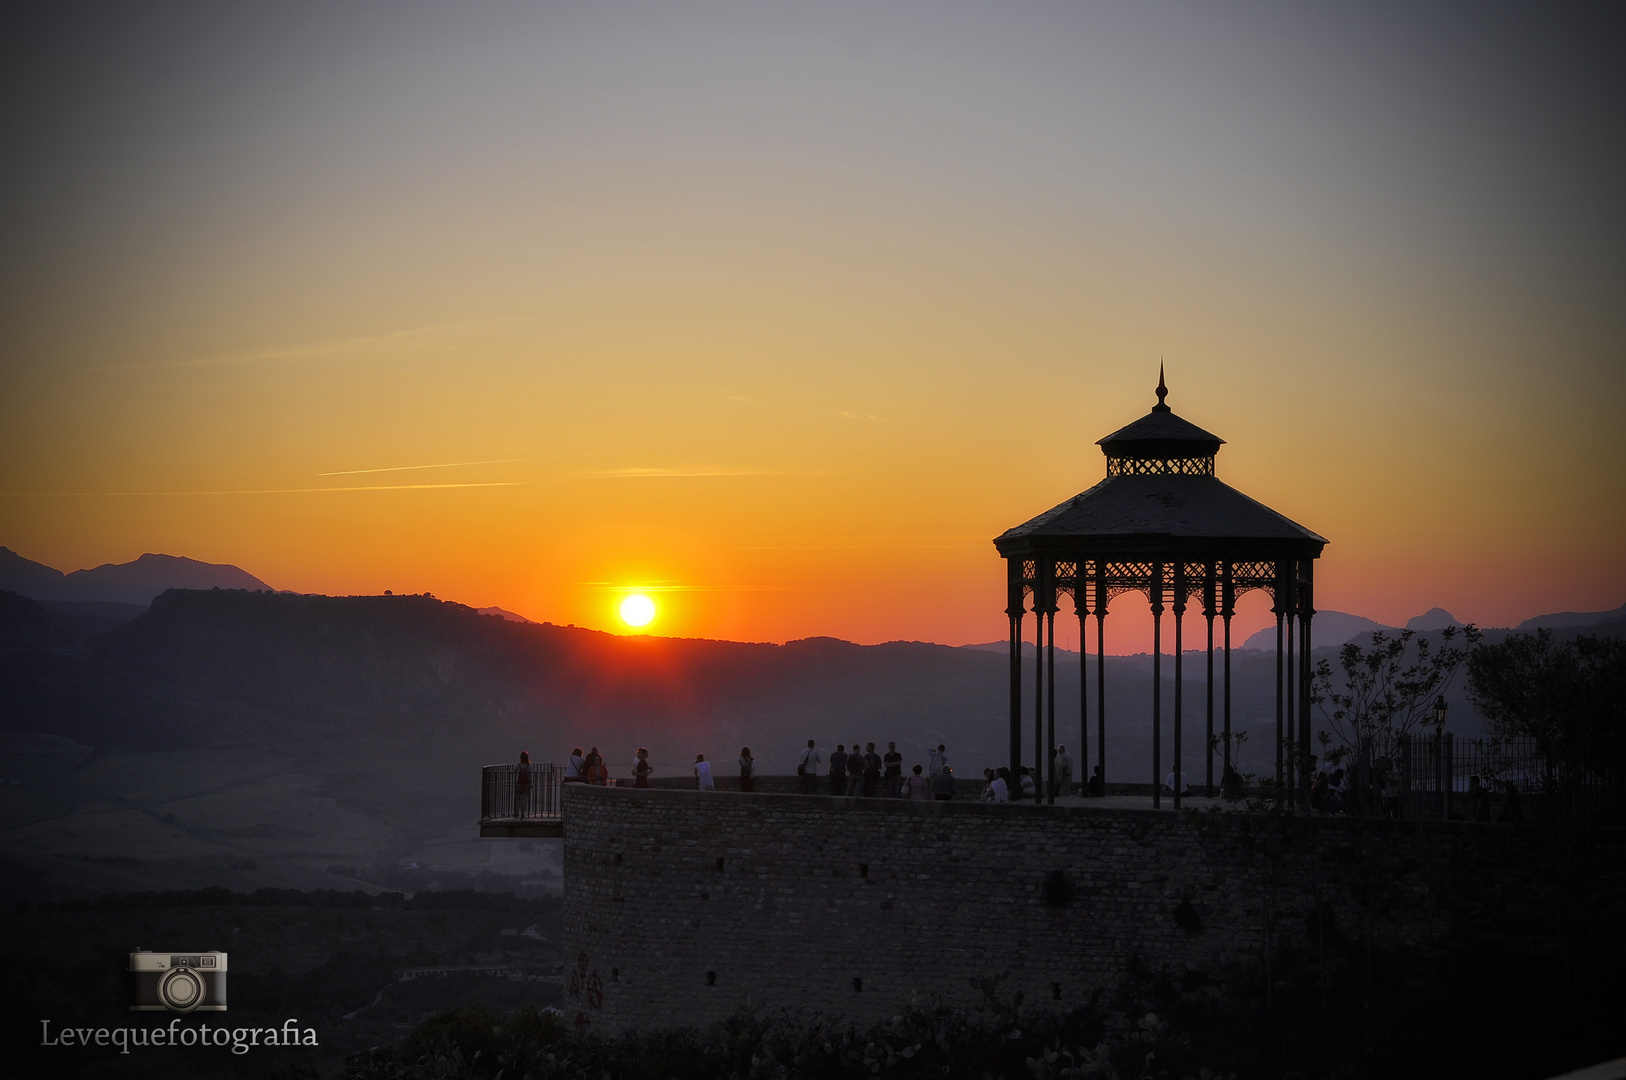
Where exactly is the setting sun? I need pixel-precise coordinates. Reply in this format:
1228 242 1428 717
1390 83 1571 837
619 594 657 628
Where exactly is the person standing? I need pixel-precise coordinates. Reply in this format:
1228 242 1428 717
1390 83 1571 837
829 744 848 795
905 764 931 800
883 742 904 798
1054 745 1073 797
738 747 756 793
514 751 532 818
1087 763 1105 797
798 740 822 795
632 747 652 789
565 747 585 784
932 765 956 801
929 744 947 777
845 744 864 797
862 743 882 797
694 753 715 792
585 747 607 786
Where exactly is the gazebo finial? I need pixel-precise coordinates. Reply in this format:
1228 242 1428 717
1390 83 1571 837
1154 360 1169 412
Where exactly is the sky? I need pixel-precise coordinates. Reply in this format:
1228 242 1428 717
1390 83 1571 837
1 2 1623 651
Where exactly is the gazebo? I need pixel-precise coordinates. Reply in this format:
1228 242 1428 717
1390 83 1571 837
993 369 1327 808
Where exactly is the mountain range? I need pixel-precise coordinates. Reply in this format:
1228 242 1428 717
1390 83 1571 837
1 577 1622 904
0 547 270 605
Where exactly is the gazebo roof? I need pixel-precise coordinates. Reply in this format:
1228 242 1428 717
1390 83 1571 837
994 370 1326 557
996 474 1327 546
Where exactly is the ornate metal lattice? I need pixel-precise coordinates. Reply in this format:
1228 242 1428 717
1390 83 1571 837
1105 455 1216 477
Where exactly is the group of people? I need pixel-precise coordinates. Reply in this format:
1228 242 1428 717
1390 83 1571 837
796 740 959 800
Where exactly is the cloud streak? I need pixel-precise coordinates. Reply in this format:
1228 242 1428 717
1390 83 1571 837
318 458 533 477
1 482 521 497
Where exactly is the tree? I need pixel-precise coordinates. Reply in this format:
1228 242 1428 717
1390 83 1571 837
1310 625 1481 764
1468 631 1626 808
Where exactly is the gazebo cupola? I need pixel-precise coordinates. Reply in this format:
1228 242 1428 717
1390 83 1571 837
1097 372 1224 476
993 367 1327 810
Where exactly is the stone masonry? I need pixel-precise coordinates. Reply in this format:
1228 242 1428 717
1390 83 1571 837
561 785 1626 1034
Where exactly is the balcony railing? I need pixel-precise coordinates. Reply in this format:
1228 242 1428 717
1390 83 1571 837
479 762 564 837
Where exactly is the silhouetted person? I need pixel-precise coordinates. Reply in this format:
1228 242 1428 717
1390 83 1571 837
1054 744 1073 797
932 766 956 801
584 747 606 786
739 747 755 793
883 742 903 797
1328 767 1347 813
1019 766 1037 799
633 747 651 789
565 747 585 784
514 751 532 818
1221 762 1245 803
862 743 882 797
1309 771 1330 813
1467 774 1491 822
929 744 947 777
846 740 864 797
1162 769 1188 796
906 763 931 800
694 753 714 792
829 744 848 795
1087 763 1105 798
798 740 821 795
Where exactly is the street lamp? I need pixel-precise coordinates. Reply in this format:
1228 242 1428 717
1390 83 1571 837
1432 696 1448 727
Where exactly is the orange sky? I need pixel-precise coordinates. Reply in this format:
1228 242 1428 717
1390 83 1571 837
2 5 1622 651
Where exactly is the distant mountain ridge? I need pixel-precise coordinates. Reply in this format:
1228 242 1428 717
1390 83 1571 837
0 547 270 605
1517 602 1626 631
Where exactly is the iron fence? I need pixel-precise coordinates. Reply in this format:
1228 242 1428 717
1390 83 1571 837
1330 733 1612 821
480 762 563 823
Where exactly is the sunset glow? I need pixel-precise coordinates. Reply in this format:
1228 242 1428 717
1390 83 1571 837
1 5 1620 649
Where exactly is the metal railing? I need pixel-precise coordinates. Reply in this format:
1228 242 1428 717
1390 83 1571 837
480 762 563 822
1341 734 1611 820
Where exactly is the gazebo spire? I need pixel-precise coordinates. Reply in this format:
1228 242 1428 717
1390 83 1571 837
1154 361 1169 412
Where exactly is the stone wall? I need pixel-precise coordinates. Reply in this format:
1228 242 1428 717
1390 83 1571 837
561 785 1626 1034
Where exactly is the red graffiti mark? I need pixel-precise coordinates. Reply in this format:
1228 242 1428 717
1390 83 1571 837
567 969 581 998
574 1010 592 1032
577 951 590 976
586 970 604 1010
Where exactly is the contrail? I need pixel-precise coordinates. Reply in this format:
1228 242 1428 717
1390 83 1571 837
318 458 532 477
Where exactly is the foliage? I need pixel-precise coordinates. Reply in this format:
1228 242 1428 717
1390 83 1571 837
1468 631 1626 796
1309 625 1480 763
344 983 1245 1080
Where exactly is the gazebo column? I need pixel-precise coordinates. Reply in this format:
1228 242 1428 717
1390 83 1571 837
1046 599 1057 805
1172 562 1186 810
1204 562 1217 798
1034 561 1050 805
1095 565 1108 796
1286 577 1298 807
1274 565 1285 803
1299 561 1315 797
1077 562 1089 800
1007 566 1025 787
1151 561 1164 810
1222 562 1235 783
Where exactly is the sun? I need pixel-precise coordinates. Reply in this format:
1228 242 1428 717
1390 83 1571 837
619 593 656 628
